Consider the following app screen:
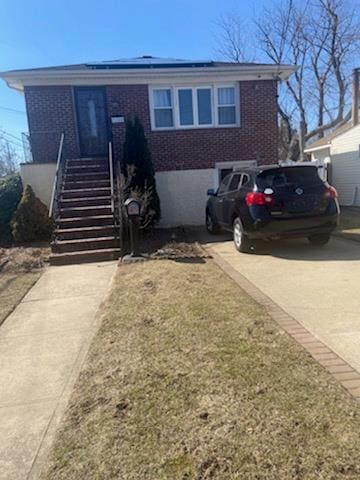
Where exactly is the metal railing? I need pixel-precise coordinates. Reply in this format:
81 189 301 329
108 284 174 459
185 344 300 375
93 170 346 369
21 132 32 163
108 140 115 214
49 132 65 218
108 140 125 255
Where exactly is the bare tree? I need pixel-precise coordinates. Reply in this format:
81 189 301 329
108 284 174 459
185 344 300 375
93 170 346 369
0 134 18 177
214 13 256 63
215 0 360 159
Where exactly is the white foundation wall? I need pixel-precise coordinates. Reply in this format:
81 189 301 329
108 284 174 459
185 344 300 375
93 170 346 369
20 163 56 208
19 165 216 226
156 169 214 227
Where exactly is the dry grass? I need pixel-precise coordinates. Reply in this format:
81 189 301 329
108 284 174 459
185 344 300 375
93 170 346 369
337 207 360 242
0 245 50 273
0 245 49 326
43 257 360 480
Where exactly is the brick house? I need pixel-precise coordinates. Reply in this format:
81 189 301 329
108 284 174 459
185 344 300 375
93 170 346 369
1 57 295 263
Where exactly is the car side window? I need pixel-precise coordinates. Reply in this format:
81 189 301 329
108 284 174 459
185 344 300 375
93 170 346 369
240 174 250 187
218 174 232 195
228 174 241 192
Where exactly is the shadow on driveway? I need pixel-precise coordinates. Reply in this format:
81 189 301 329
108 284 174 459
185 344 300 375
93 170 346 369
190 226 360 263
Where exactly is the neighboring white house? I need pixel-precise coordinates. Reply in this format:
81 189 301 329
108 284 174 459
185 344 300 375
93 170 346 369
305 122 360 206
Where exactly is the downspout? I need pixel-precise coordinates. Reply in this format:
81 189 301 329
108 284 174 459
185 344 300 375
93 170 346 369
352 68 359 127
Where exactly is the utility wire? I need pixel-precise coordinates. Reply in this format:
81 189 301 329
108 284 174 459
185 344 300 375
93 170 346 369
0 105 26 115
0 129 23 143
0 136 23 149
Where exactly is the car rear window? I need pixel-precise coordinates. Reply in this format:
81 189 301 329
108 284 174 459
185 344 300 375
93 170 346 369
256 167 322 189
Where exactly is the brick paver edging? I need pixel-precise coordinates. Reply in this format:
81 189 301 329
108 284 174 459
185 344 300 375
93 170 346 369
201 244 360 400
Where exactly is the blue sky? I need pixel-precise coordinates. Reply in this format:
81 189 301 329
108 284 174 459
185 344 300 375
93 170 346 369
0 0 269 157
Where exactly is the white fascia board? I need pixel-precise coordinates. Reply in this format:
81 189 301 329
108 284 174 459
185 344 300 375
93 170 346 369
0 65 297 92
304 144 331 153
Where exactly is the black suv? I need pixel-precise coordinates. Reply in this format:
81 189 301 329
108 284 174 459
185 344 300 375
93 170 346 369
206 165 340 252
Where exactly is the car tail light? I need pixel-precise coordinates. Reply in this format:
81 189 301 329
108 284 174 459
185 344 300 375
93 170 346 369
325 186 338 199
246 191 274 206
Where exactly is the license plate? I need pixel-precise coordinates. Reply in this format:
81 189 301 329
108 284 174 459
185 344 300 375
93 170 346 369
287 196 315 213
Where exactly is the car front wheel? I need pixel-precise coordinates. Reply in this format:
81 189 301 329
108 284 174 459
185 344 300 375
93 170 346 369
233 217 252 253
206 210 220 234
308 233 331 246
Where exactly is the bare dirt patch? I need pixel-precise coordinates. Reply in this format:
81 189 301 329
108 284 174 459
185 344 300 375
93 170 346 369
43 258 360 480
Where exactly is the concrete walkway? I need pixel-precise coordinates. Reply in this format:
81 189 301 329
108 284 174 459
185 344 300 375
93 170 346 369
0 261 116 480
204 234 360 373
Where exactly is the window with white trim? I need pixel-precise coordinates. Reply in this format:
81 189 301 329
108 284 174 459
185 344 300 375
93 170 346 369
178 88 194 126
153 88 174 128
197 88 213 125
217 87 236 125
150 84 238 130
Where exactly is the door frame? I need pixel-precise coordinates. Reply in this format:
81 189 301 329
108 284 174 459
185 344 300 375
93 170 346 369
74 86 109 158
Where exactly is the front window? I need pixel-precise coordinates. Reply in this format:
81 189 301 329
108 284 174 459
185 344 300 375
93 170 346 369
153 88 174 128
197 88 212 125
150 84 238 130
217 87 236 125
178 89 194 126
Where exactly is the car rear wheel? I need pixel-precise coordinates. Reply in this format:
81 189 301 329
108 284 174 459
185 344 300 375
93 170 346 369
233 218 252 253
206 210 220 234
308 233 331 246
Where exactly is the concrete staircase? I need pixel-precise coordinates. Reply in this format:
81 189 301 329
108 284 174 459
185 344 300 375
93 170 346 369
50 157 121 265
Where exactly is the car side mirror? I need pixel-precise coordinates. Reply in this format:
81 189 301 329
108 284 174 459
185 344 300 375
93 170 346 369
207 188 216 196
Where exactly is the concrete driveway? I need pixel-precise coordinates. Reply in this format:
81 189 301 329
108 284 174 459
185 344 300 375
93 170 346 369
203 233 360 373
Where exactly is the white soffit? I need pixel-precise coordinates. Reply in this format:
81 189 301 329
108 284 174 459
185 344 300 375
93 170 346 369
1 65 297 92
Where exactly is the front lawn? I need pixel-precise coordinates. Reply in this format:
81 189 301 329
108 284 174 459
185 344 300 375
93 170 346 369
43 254 360 480
0 246 49 325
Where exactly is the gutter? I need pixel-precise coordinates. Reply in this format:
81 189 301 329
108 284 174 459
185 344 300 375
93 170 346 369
0 64 297 92
304 144 331 153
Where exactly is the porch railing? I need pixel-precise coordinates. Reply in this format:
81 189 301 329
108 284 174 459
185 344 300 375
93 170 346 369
108 140 124 255
21 132 32 163
108 140 115 215
49 132 65 218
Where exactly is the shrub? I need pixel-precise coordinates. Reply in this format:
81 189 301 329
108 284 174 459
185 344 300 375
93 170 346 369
0 174 23 244
11 185 53 243
122 117 161 228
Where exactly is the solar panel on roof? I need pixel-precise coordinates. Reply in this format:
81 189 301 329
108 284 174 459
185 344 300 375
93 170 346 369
86 57 214 69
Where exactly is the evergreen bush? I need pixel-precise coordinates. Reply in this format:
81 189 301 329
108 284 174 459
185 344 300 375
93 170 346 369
122 117 161 228
11 185 53 243
0 174 23 244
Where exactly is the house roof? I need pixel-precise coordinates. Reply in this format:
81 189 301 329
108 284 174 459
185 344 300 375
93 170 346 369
0 56 297 92
304 122 354 152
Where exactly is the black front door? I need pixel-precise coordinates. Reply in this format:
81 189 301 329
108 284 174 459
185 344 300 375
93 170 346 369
75 87 108 157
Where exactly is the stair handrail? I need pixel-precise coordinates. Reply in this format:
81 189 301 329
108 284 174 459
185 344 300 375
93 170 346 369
108 139 125 256
108 140 115 215
49 132 65 218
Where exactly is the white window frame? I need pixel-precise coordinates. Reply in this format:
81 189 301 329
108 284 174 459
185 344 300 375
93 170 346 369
215 85 240 127
176 87 196 128
149 83 240 131
175 86 214 129
149 87 174 130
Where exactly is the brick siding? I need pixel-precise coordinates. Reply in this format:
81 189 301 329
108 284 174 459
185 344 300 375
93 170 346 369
25 80 278 169
25 86 80 162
